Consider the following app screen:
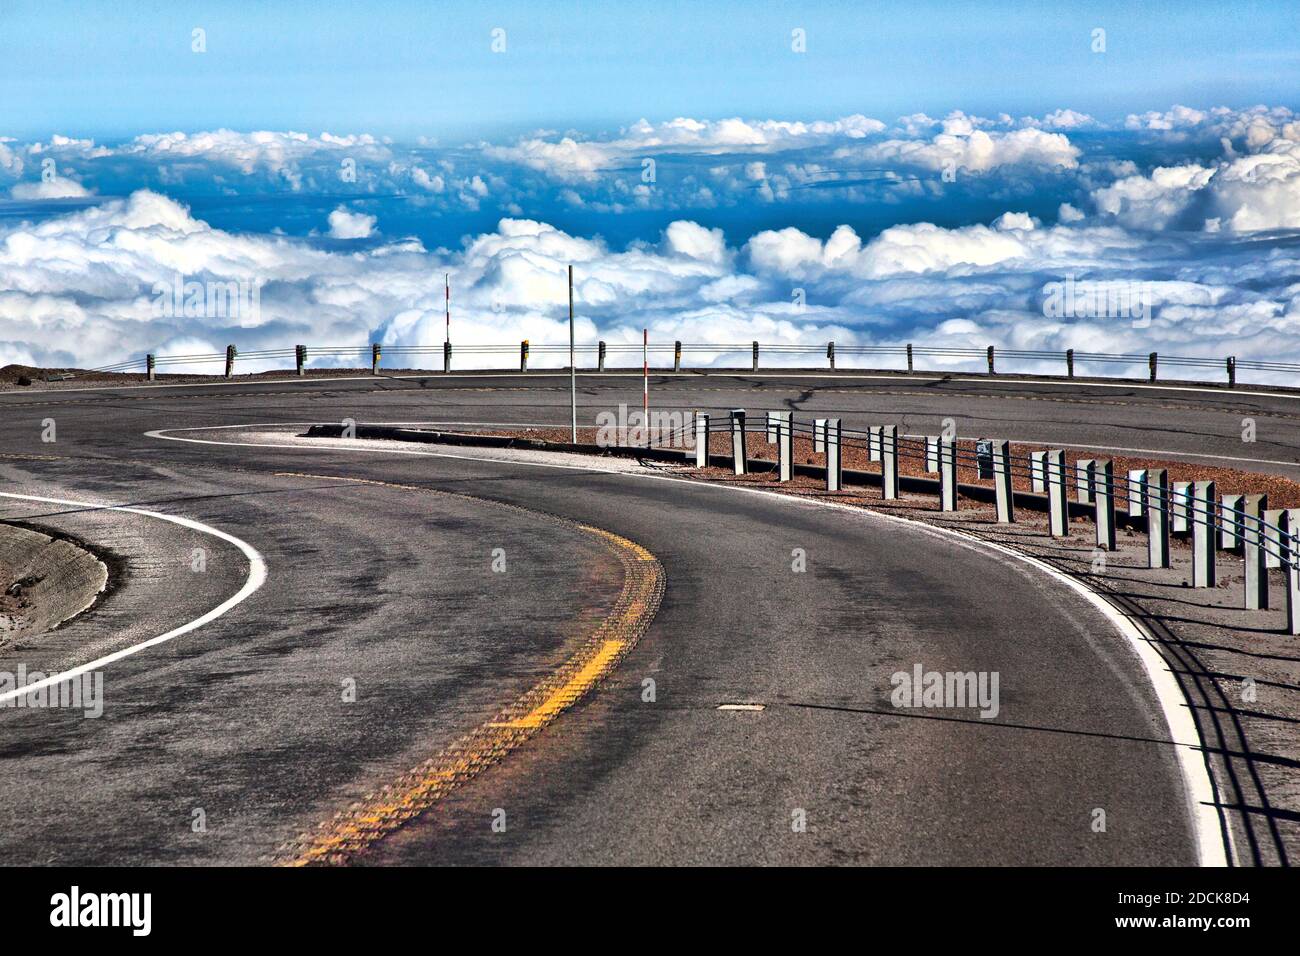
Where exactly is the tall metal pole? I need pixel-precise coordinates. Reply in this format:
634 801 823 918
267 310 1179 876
569 265 577 443
642 328 649 447
444 273 450 343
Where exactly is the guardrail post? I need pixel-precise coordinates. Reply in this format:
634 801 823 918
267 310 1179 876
225 344 236 378
296 344 307 376
814 418 826 453
766 411 779 444
826 418 842 491
882 425 900 499
1095 460 1116 550
1220 493 1244 551
1226 356 1236 388
1075 458 1094 504
674 340 682 373
752 341 759 371
1047 450 1069 537
1283 509 1300 634
925 436 939 473
1146 468 1170 568
827 341 835 370
906 343 913 373
1127 469 1146 518
521 340 529 372
598 341 606 371
730 409 747 475
371 343 381 374
987 345 995 375
1244 493 1268 610
940 437 958 512
993 440 1014 523
1066 348 1074 378
694 413 709 468
1193 480 1217 587
1170 481 1191 535
146 354 156 381
443 341 451 373
1265 508 1283 569
869 425 882 463
1029 451 1046 493
1148 351 1158 382
777 412 794 482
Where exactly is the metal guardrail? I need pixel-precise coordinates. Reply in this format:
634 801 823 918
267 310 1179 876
82 339 1286 387
654 409 1300 634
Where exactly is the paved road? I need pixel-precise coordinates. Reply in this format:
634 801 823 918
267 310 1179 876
0 371 1257 865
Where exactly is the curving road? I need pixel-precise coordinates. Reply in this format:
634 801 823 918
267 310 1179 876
1 370 1277 865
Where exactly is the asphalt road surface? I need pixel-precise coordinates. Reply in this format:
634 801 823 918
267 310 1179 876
3 369 1285 865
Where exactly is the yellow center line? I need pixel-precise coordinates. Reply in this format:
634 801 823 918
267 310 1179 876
269 472 664 866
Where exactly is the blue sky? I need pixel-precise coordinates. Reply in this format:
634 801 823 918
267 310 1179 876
3 0 1297 139
2 1 1300 380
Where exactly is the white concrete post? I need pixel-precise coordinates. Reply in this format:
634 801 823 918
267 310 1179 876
925 437 939 473
825 418 842 491
882 425 899 500
1172 481 1192 535
1283 509 1300 635
813 418 826 453
869 425 882 463
775 412 793 482
993 440 1014 523
1193 480 1217 588
1075 458 1094 504
1047 450 1069 537
940 437 958 512
1220 493 1244 551
1127 469 1146 518
1265 508 1284 569
1243 494 1269 610
1094 459 1116 550
766 412 780 443
729 409 747 475
694 413 709 468
1146 468 1170 568
1029 451 1046 493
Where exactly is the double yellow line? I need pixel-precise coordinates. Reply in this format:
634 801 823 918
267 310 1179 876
271 473 664 866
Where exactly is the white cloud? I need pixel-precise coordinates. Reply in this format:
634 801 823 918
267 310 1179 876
10 177 93 200
327 206 377 239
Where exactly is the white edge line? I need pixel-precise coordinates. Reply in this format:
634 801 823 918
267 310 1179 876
0 491 268 705
146 422 1230 866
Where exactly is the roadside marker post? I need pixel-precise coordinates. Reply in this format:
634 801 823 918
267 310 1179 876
1094 459 1116 550
694 413 709 468
730 409 747 475
1146 468 1171 568
1283 509 1300 635
1127 469 1147 519
1029 451 1046 493
1075 458 1094 504
1047 450 1069 537
1172 481 1192 535
825 419 842 491
1244 494 1269 610
881 425 899 500
993 440 1014 524
940 437 958 512
1265 509 1284 569
1220 493 1244 551
1193 480 1217 587
925 437 939 473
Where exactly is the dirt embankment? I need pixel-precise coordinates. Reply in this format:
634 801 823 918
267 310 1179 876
0 524 108 646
